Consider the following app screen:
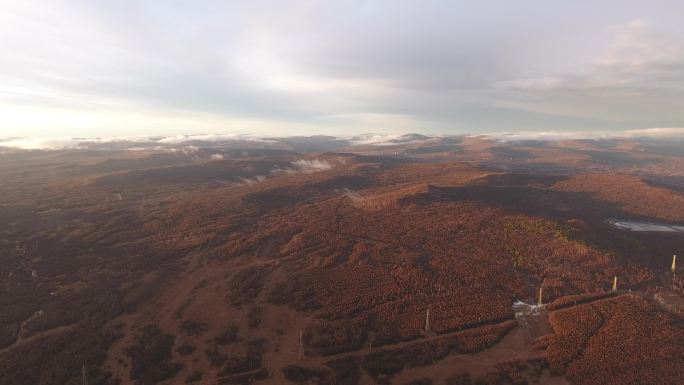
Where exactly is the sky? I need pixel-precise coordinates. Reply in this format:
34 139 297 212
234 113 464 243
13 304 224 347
1 0 684 139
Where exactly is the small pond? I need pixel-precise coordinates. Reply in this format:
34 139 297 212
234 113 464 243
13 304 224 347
607 219 684 232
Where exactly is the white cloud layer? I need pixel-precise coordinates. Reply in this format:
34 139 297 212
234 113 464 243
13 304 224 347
2 127 683 150
482 127 684 141
290 159 333 172
0 133 272 149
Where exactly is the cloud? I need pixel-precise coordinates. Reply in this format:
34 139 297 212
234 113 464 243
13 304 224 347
596 20 681 69
238 175 267 186
290 159 332 172
494 20 684 94
493 77 567 92
0 133 273 150
0 136 154 150
2 2 684 136
0 137 82 150
349 132 440 146
482 127 684 141
267 158 333 176
350 133 412 146
486 18 684 129
621 127 684 138
158 134 239 144
2 127 683 151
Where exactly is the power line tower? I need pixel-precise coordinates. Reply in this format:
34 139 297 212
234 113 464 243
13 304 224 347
672 254 677 273
612 276 618 292
82 365 88 385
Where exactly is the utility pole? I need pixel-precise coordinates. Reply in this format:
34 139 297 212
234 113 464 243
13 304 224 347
538 285 543 307
82 365 88 385
612 276 618 292
424 308 430 332
672 254 677 273
298 330 304 361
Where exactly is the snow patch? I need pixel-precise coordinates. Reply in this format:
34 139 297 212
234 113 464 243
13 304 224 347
513 300 544 318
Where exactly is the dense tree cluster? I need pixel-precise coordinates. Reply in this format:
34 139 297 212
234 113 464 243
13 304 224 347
465 358 549 385
282 360 360 385
357 320 517 379
261 197 646 355
552 173 684 221
228 265 272 306
124 324 182 384
540 295 684 385
544 292 616 311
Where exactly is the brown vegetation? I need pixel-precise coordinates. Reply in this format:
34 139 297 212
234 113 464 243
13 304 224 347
552 173 684 221
0 139 682 384
539 295 684 385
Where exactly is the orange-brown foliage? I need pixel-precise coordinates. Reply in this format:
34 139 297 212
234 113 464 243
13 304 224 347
542 295 684 385
552 174 684 221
